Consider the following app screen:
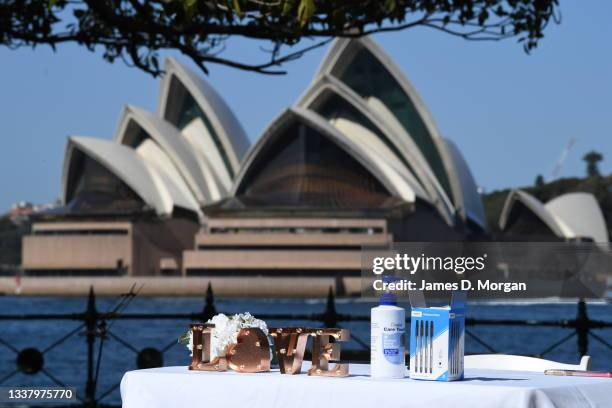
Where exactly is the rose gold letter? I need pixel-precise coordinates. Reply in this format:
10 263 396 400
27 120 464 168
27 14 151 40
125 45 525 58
308 329 350 377
269 327 309 374
226 328 271 373
188 323 227 371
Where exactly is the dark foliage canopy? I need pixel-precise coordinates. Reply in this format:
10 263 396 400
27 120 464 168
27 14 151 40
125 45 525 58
583 151 604 177
1 0 560 75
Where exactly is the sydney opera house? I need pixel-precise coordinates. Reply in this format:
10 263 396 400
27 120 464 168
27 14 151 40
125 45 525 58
21 37 608 281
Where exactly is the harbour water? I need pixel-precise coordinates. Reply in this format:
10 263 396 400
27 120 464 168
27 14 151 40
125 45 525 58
0 296 610 406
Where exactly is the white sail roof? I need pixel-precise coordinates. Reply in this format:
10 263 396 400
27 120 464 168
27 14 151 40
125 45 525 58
500 189 608 245
499 190 565 237
157 57 250 177
62 136 189 216
182 117 232 191
314 37 465 218
297 74 455 225
331 117 429 202
233 107 419 203
114 105 225 203
444 139 488 231
545 193 609 244
134 139 201 216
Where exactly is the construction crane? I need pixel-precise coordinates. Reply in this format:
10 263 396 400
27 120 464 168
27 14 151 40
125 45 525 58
549 137 576 181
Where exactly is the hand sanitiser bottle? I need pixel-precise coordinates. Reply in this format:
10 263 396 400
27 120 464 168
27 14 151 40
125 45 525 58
371 292 406 378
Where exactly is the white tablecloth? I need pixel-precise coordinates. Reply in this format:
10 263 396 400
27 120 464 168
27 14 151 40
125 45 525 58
121 363 612 408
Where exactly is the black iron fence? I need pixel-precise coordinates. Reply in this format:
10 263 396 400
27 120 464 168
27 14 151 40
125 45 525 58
0 284 610 408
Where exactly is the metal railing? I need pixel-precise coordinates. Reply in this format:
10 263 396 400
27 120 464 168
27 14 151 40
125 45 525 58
0 284 610 408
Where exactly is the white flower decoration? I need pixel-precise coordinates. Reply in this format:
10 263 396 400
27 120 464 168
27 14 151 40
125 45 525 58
183 313 268 359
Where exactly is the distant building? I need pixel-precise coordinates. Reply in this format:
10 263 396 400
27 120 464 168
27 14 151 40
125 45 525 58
22 56 248 276
22 37 491 277
499 190 609 247
9 202 35 224
8 201 59 225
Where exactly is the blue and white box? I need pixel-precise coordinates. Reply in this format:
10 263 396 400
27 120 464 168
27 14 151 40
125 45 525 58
409 290 466 381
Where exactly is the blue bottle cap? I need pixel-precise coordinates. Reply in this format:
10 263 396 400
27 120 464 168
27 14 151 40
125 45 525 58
380 292 397 306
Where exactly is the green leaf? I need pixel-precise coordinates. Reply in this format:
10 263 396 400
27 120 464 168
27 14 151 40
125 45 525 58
232 0 243 17
177 331 191 345
183 0 198 20
282 0 295 15
297 0 315 27
48 0 58 7
384 0 396 13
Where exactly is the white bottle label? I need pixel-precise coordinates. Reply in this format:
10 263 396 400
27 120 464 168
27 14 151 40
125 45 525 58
371 305 405 378
383 331 402 364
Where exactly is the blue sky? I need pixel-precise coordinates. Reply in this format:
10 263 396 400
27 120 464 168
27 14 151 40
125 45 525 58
1 2 610 212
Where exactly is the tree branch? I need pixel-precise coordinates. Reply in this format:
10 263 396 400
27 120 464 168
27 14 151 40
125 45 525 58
0 0 561 75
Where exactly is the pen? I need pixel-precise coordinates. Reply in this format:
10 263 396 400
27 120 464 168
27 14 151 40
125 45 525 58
544 369 612 378
429 321 433 374
415 320 420 373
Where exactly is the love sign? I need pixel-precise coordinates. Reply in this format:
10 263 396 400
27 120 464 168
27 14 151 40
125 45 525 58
188 325 350 377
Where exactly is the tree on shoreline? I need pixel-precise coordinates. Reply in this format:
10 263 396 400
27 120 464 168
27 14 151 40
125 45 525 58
583 151 603 177
1 0 560 76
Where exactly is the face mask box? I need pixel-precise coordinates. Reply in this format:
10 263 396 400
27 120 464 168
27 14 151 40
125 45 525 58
408 290 466 381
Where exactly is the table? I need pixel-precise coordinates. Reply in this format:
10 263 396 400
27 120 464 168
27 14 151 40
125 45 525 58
121 363 612 408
